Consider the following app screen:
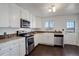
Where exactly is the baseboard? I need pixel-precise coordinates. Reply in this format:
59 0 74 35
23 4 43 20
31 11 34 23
54 45 63 48
35 43 79 47
38 43 54 47
38 43 79 48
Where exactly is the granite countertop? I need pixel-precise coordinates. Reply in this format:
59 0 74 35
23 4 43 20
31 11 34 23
32 31 62 33
27 31 63 35
0 31 63 43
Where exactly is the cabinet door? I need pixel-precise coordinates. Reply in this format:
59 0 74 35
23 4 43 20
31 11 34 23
1 52 10 56
9 4 20 28
0 3 9 27
32 16 36 28
21 8 29 20
64 33 76 45
0 42 10 56
48 33 54 45
39 33 54 46
29 14 33 28
19 38 26 56
34 34 40 47
9 46 19 56
39 33 49 44
9 40 19 56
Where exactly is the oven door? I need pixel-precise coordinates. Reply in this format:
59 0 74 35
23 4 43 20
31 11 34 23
28 36 34 45
25 36 34 55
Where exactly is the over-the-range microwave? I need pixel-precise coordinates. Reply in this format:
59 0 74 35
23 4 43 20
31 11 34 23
20 18 30 28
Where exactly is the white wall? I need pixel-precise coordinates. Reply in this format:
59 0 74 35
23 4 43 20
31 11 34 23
34 15 79 46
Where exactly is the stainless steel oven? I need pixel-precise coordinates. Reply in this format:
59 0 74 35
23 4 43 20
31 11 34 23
17 30 34 55
25 35 34 55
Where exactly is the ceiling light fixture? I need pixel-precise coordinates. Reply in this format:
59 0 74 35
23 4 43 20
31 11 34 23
52 6 56 12
48 5 56 13
48 8 52 12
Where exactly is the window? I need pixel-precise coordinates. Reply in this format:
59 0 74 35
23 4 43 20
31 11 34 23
44 20 54 28
66 20 75 32
44 20 49 28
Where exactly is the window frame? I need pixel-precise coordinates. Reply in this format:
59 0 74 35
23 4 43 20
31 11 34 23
66 20 75 32
43 20 54 29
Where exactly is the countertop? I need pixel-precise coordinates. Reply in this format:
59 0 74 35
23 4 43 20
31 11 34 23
0 36 25 43
27 31 63 35
31 31 62 33
0 31 63 43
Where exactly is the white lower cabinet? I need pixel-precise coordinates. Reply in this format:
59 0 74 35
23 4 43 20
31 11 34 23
64 33 76 45
9 47 19 56
34 34 40 47
1 52 10 56
0 42 10 55
0 47 10 56
9 41 19 56
39 33 54 46
19 38 26 56
0 37 26 56
34 33 54 46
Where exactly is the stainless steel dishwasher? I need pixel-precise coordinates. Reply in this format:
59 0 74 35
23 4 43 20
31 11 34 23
54 34 64 47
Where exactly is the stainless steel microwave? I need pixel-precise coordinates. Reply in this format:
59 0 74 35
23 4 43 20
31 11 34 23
20 18 30 28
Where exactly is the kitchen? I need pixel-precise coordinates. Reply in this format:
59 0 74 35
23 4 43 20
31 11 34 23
0 3 79 56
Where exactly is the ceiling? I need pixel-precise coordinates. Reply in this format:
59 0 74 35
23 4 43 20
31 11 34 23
17 3 79 17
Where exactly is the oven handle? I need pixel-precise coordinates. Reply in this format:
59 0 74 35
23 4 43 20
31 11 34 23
26 37 34 39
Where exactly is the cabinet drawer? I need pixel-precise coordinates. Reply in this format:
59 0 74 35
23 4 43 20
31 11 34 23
1 52 10 56
9 45 19 56
0 47 9 55
0 42 10 55
0 42 10 48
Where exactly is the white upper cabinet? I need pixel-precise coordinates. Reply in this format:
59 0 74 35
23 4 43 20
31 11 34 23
29 13 33 28
0 3 36 28
0 3 21 28
0 4 9 27
21 8 29 20
32 16 36 28
9 4 21 28
20 7 36 28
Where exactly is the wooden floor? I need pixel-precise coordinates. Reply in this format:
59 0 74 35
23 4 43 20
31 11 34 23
28 44 79 56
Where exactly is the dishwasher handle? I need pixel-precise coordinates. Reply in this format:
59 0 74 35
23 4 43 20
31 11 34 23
54 35 63 37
